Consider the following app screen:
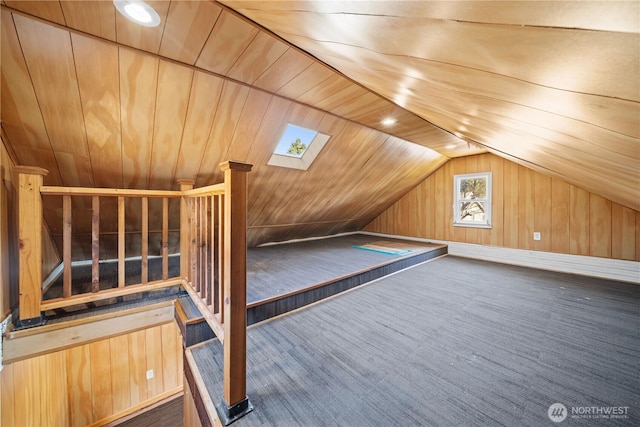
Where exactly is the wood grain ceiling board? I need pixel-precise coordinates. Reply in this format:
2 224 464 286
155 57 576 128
60 0 117 41
13 15 89 159
158 0 222 64
4 0 65 24
224 0 640 212
115 0 170 53
195 9 258 74
0 11 51 152
147 61 193 190
173 71 225 181
71 34 123 189
118 48 158 190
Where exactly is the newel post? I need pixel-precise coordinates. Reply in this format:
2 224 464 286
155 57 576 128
15 166 48 328
178 179 195 282
217 160 253 425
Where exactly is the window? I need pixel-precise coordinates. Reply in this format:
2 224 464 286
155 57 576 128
453 172 492 228
267 123 330 170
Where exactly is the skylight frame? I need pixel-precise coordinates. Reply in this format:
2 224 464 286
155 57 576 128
267 123 331 170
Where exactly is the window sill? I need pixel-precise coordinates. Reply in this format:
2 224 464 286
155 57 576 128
453 223 492 229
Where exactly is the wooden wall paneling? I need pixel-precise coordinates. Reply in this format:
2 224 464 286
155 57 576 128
611 203 636 261
589 194 612 258
12 355 36 426
40 351 69 425
244 99 299 227
303 121 391 223
424 173 436 238
13 15 89 157
10 147 63 186
223 88 273 162
148 61 193 190
128 329 148 406
502 159 519 248
533 172 552 252
196 81 250 186
300 124 382 223
145 326 165 398
160 322 181 391
159 0 222 64
569 186 590 255
89 339 113 420
60 0 116 41
295 74 354 109
183 375 203 427
314 84 370 115
253 47 314 93
55 151 94 188
109 334 131 414
174 71 224 181
115 0 170 53
487 154 503 246
0 11 52 152
276 61 335 100
550 178 571 254
636 212 640 262
119 49 159 189
517 165 535 250
67 343 94 427
227 31 288 84
452 158 467 242
195 10 258 74
442 160 454 241
71 34 123 189
5 1 66 25
432 163 446 241
1 359 15 426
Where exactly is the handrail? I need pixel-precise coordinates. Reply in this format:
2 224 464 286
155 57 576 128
40 186 182 197
15 160 254 423
181 182 225 197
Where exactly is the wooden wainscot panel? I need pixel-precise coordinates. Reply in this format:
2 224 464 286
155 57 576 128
0 322 183 426
365 153 639 262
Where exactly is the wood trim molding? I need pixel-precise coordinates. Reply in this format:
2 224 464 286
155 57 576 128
3 303 175 363
360 232 640 284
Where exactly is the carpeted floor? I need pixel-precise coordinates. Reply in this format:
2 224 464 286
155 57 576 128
191 255 640 426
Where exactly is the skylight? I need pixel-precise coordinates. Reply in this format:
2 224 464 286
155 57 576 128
268 123 330 170
273 124 317 158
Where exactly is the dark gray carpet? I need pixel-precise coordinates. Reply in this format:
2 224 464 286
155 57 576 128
191 256 640 426
246 234 441 303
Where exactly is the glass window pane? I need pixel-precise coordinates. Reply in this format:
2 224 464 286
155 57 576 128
458 201 485 222
459 177 486 199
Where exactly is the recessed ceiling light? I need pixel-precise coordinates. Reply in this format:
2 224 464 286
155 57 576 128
114 0 161 27
381 118 396 126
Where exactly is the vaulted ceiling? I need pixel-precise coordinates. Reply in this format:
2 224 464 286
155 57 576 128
1 1 638 256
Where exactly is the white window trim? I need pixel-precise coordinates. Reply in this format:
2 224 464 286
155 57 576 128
453 172 492 228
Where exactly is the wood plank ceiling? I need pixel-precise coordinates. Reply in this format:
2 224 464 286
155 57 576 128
1 1 638 257
0 0 460 256
224 0 640 213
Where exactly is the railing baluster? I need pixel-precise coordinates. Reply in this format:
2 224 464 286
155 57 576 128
218 194 225 319
201 196 210 306
91 196 100 293
141 197 148 284
63 195 72 298
162 197 169 280
118 196 125 288
191 196 198 291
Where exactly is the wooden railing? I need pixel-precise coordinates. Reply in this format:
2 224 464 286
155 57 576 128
15 160 253 422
